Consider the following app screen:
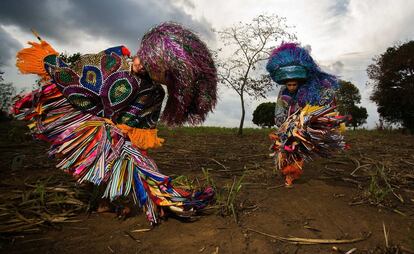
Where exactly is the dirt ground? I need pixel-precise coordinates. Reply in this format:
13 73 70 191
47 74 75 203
1 121 414 254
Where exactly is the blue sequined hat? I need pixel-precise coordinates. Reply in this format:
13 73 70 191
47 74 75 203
266 43 317 84
271 65 308 83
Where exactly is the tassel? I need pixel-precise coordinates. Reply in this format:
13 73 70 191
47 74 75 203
16 40 58 80
116 124 164 150
281 160 303 186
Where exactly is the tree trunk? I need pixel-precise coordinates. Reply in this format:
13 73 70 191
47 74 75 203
238 94 245 136
237 65 251 136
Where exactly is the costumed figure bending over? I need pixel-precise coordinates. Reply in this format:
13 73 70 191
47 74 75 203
13 23 217 224
266 43 348 187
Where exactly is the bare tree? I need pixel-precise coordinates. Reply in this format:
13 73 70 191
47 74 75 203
215 14 295 135
0 71 16 117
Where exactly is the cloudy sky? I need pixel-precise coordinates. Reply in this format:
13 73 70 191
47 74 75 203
1 0 413 128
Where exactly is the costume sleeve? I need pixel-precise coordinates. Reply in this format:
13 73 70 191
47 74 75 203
274 87 289 128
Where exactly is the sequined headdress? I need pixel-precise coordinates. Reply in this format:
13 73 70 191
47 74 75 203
138 22 218 125
266 42 339 106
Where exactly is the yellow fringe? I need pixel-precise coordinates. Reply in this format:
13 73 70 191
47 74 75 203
339 123 347 133
16 40 58 80
27 122 36 130
301 104 323 115
116 124 164 150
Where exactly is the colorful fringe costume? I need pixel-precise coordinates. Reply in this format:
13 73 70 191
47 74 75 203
266 43 347 186
13 23 217 224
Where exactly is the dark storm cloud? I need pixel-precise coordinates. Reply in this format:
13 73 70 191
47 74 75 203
0 27 22 67
0 0 214 52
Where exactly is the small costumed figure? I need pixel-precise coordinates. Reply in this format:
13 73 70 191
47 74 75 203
13 22 217 224
266 43 348 187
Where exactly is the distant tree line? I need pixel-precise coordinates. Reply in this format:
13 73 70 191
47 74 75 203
368 40 414 133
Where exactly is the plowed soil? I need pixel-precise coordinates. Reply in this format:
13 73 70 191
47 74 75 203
1 121 413 253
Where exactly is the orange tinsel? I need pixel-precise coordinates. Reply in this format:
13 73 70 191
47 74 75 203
116 124 164 150
16 40 58 81
281 160 304 186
